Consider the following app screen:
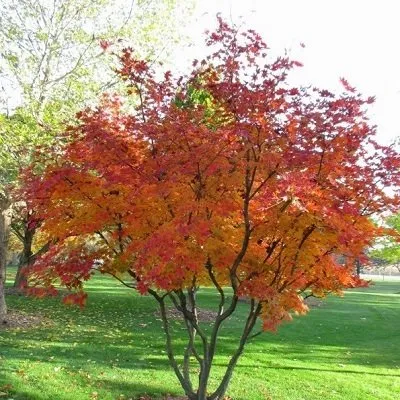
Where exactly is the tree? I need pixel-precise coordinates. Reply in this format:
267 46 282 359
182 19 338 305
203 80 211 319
0 0 194 294
0 0 193 117
0 110 54 291
23 19 400 399
370 214 400 273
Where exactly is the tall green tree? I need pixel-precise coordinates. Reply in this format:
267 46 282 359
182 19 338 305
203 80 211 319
0 0 193 117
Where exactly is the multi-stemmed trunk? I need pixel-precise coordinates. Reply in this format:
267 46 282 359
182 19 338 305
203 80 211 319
150 181 256 399
152 285 262 400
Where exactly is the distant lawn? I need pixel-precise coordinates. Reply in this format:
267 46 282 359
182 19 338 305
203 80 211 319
1 267 399 400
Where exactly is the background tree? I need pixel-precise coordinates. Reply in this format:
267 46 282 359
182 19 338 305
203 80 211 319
370 213 400 273
0 0 194 295
0 0 193 116
0 194 11 322
24 19 400 399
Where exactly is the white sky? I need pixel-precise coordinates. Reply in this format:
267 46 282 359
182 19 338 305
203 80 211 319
175 0 400 145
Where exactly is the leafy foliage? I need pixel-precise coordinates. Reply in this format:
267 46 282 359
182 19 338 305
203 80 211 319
0 0 194 195
0 0 194 116
0 0 194 292
370 214 400 270
24 18 400 399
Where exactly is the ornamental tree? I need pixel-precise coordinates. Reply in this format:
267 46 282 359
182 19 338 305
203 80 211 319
23 19 400 400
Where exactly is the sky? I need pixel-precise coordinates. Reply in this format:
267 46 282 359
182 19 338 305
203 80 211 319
2 0 398 146
174 0 400 145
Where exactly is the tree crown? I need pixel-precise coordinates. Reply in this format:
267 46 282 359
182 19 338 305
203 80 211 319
24 18 400 330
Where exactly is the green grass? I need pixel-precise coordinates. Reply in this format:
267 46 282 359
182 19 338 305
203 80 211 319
1 267 399 400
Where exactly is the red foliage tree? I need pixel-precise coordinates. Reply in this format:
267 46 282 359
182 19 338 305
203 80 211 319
24 18 400 399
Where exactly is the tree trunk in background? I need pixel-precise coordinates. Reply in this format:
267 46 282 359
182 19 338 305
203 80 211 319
356 259 361 277
0 204 11 322
14 227 34 289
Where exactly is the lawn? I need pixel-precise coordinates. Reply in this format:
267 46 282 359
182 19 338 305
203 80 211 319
1 267 399 400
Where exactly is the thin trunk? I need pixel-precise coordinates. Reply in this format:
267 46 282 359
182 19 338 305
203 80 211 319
209 302 262 400
155 294 196 399
356 259 361 277
0 204 12 322
196 295 239 399
183 287 200 394
151 287 261 400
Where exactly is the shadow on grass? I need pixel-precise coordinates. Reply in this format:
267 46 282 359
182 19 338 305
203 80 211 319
93 378 185 399
222 364 400 377
0 370 182 400
1 276 399 399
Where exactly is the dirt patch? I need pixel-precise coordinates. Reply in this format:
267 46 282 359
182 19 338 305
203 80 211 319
163 397 188 400
4 287 27 296
137 396 231 400
155 307 218 322
304 296 324 308
0 309 52 330
137 396 188 400
239 296 324 308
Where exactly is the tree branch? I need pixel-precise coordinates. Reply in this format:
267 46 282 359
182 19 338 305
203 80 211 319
152 294 195 398
209 301 262 400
